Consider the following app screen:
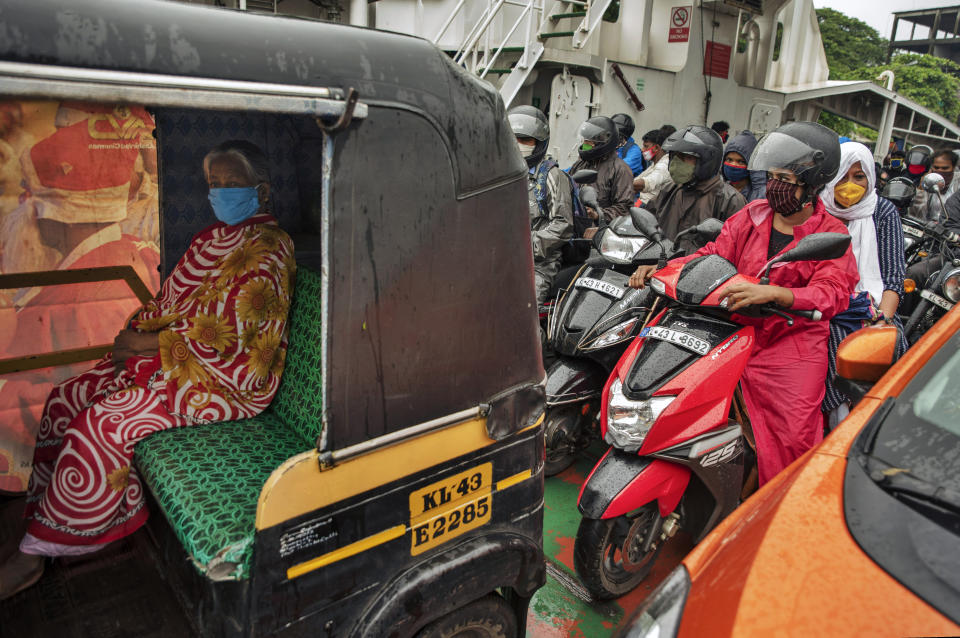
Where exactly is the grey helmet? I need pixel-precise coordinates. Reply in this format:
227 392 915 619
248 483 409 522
508 105 550 168
577 116 619 161
662 125 724 183
748 121 841 198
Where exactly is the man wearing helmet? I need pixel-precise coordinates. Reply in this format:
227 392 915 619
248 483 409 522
908 147 958 222
642 125 746 253
629 122 859 486
569 116 635 226
508 105 574 308
612 113 644 177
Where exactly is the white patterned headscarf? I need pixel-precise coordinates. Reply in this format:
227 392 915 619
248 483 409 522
820 142 883 304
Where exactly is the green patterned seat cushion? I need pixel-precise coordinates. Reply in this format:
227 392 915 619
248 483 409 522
270 265 324 446
134 264 323 581
135 412 310 580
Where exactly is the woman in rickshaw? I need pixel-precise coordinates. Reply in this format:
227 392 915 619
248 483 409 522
629 122 859 485
0 140 295 600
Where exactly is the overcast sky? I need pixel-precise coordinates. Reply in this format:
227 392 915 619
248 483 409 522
813 0 958 39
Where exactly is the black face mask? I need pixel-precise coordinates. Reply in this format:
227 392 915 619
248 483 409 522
766 178 805 216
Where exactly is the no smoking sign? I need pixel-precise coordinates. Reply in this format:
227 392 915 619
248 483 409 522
669 6 691 43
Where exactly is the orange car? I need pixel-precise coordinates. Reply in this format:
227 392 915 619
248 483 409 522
618 304 960 638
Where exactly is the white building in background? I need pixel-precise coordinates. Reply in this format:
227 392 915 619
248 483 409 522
191 0 960 164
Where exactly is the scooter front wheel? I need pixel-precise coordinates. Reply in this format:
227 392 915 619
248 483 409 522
544 405 582 477
574 505 663 600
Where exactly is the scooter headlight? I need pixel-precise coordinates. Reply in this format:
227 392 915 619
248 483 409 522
618 565 691 638
599 230 649 264
584 317 642 350
941 267 960 302
903 235 917 253
605 378 675 452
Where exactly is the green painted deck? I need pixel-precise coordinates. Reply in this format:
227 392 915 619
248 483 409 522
527 443 693 637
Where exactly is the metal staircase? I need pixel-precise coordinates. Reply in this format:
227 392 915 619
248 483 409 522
433 0 614 108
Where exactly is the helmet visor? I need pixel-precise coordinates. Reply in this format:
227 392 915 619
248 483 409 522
747 131 825 181
508 112 547 141
663 129 709 154
881 180 915 200
578 120 614 145
906 149 929 166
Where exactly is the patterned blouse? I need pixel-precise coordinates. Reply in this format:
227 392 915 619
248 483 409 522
875 196 906 298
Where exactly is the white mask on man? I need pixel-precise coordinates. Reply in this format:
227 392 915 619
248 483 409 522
517 140 535 158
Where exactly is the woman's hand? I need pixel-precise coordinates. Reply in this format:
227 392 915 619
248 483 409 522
585 206 600 221
629 265 658 289
113 329 160 375
719 283 794 312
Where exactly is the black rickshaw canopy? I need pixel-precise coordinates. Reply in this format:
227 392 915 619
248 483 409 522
0 0 544 453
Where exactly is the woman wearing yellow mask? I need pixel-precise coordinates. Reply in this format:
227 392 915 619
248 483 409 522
821 141 908 427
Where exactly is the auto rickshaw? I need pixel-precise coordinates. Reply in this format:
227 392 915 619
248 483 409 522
0 1 546 635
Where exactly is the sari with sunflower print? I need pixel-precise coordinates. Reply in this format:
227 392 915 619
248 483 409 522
131 213 295 421
22 214 294 549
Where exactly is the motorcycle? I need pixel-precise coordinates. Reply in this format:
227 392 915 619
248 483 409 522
543 203 723 476
571 210 851 599
902 173 960 343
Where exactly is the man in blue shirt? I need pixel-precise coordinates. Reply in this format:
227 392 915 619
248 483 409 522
612 113 644 177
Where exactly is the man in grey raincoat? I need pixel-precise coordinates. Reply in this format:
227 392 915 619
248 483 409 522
509 106 574 309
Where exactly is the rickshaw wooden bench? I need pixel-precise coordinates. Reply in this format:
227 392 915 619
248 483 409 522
134 266 323 581
0 1 546 636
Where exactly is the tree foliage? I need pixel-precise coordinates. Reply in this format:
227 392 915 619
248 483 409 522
854 54 960 122
815 8 888 78
817 8 960 123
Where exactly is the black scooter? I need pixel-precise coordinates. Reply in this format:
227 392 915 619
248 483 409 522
543 200 723 475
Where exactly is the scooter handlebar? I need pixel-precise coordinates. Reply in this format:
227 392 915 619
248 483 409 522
785 308 823 321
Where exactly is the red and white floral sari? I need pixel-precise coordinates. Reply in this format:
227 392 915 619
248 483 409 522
23 214 294 549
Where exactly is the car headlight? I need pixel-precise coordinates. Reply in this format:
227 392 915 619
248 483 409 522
618 565 690 638
584 316 641 350
600 230 649 264
941 267 960 302
604 378 675 452
649 277 666 295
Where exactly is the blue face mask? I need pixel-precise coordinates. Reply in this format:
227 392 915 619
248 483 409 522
208 186 261 225
722 162 749 183
890 159 903 169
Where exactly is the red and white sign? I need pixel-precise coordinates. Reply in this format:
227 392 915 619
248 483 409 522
704 41 732 79
669 6 691 43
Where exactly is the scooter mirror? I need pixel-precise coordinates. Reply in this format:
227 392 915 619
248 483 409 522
629 207 661 240
921 172 945 193
571 169 599 185
695 218 724 241
579 185 601 212
774 232 851 265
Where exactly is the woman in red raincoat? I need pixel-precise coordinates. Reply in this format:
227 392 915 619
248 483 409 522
630 122 859 485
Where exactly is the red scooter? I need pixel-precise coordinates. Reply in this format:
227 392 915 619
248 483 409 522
572 209 851 599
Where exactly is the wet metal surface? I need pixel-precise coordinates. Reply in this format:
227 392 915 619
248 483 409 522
528 442 693 637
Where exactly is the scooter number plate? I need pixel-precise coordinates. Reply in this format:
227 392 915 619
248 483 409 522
902 224 925 238
575 277 625 299
920 288 954 311
643 326 711 355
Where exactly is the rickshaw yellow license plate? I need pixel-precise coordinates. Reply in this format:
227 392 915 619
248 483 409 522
409 463 492 555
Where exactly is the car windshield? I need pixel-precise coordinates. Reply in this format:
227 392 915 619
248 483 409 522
872 332 960 494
